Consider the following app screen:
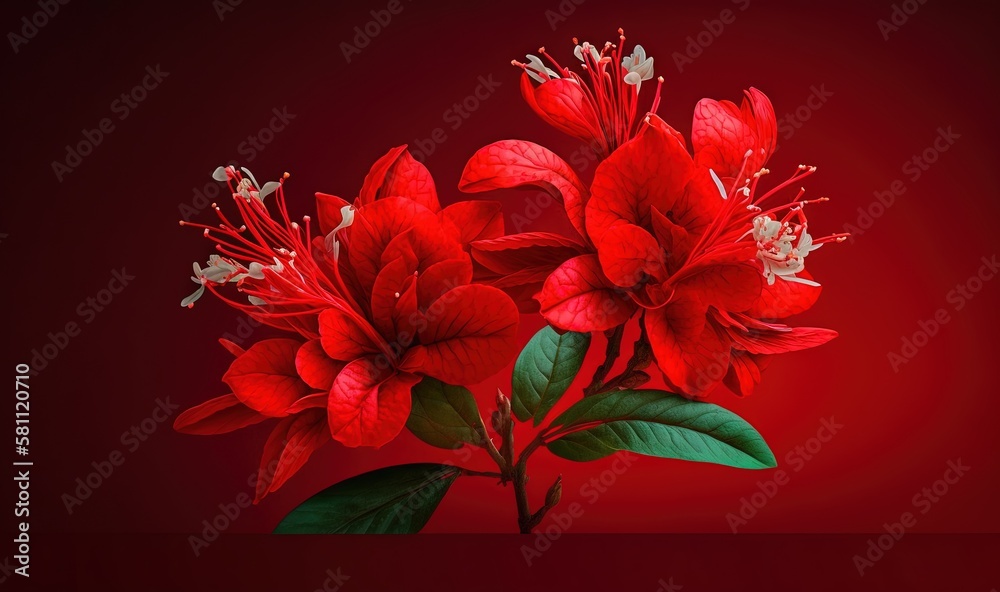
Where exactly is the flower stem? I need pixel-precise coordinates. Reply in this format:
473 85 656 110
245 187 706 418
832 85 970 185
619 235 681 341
595 314 653 394
584 323 626 396
458 468 504 479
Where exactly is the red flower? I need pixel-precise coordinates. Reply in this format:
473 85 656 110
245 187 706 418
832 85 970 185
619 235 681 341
513 30 663 158
463 78 845 399
176 147 519 499
586 95 847 398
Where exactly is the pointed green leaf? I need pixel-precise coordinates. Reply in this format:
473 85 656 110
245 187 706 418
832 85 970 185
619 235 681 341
406 377 486 449
546 389 776 469
511 326 590 425
274 463 460 534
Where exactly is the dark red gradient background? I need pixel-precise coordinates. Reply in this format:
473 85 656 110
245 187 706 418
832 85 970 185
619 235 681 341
3 0 998 588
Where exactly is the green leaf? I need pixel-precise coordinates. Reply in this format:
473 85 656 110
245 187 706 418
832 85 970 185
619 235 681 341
406 377 486 449
274 463 460 534
511 325 590 426
545 389 776 469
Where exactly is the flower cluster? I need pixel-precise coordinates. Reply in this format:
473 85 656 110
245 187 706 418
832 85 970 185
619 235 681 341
175 29 844 505
462 32 845 399
175 147 518 500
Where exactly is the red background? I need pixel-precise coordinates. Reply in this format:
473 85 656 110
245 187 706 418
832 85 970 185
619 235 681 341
3 0 998 588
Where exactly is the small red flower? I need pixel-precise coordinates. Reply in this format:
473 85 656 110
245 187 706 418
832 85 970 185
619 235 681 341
513 29 663 159
176 146 519 498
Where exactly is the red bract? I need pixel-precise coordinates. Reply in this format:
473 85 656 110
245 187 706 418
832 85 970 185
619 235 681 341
175 146 519 499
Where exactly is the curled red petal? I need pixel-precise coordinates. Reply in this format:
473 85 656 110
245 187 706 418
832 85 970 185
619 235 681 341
348 197 438 293
327 357 419 448
254 409 330 502
747 270 822 319
537 254 637 332
729 326 838 355
173 394 268 435
459 139 589 242
359 145 441 212
646 298 730 399
223 338 312 417
416 284 520 384
439 200 504 246
471 232 585 276
295 338 345 391
318 308 380 362
596 223 667 288
587 118 717 248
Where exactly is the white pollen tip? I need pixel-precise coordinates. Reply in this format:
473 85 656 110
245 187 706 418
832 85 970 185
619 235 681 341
394 292 400 298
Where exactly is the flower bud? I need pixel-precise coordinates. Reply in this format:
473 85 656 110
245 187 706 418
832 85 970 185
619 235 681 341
545 475 563 508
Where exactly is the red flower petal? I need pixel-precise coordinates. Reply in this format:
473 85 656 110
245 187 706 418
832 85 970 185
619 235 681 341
414 284 519 384
729 326 838 355
521 73 603 153
318 308 381 362
646 298 730 399
417 258 473 311
218 338 246 358
587 118 718 247
381 224 467 275
349 197 439 292
173 394 268 435
254 409 330 502
723 351 767 398
596 223 667 288
692 88 776 183
747 271 822 319
286 392 328 414
459 139 589 242
471 232 586 276
371 256 414 341
295 339 345 391
223 339 312 417
327 357 419 448
537 255 637 332
439 200 504 246
678 262 763 313
359 145 441 212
